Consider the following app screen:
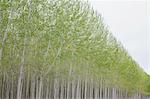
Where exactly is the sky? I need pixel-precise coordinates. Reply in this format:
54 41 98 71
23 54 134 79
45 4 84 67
88 0 150 74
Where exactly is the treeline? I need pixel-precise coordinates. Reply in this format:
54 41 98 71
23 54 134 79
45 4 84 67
0 0 150 99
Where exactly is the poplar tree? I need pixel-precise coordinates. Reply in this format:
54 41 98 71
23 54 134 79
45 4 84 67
0 0 150 99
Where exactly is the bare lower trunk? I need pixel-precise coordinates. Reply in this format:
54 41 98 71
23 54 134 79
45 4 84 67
38 77 43 99
76 79 80 99
31 75 35 99
45 83 49 99
67 81 70 99
36 77 39 99
17 63 24 99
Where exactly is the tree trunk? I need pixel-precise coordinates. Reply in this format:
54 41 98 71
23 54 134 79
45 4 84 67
38 77 43 99
17 61 24 99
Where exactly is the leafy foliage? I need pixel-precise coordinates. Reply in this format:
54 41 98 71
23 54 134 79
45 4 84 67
0 0 150 97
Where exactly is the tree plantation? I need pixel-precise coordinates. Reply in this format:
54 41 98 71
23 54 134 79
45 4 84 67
0 0 150 99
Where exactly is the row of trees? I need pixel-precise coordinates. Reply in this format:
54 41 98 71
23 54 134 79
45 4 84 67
0 0 150 99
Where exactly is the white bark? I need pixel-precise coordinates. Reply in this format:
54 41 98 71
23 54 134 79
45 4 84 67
72 80 75 99
54 78 59 99
17 59 24 99
6 76 10 99
99 87 102 99
38 77 43 99
31 75 35 99
60 80 64 99
84 80 87 99
67 81 70 99
25 73 30 99
10 76 14 99
76 79 80 99
36 77 39 99
112 88 116 99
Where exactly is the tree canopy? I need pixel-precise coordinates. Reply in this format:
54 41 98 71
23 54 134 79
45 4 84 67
0 0 150 98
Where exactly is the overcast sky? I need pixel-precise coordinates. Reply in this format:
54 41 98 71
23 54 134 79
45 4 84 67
88 0 150 74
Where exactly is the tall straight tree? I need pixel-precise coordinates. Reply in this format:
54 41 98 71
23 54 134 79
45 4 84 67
0 0 150 99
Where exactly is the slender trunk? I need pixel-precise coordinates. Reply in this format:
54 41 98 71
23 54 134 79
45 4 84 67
54 78 59 99
112 88 116 99
76 79 80 99
1 74 5 99
49 81 51 99
6 75 10 99
60 80 64 99
94 84 96 99
31 75 35 99
72 80 75 99
26 73 30 99
64 80 67 99
82 81 84 99
10 75 14 99
17 47 25 99
95 85 99 99
89 80 92 99
99 86 102 99
67 81 70 99
45 83 49 99
84 80 87 99
104 87 107 99
36 77 39 99
108 88 110 99
17 0 32 99
22 78 26 99
38 77 43 99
